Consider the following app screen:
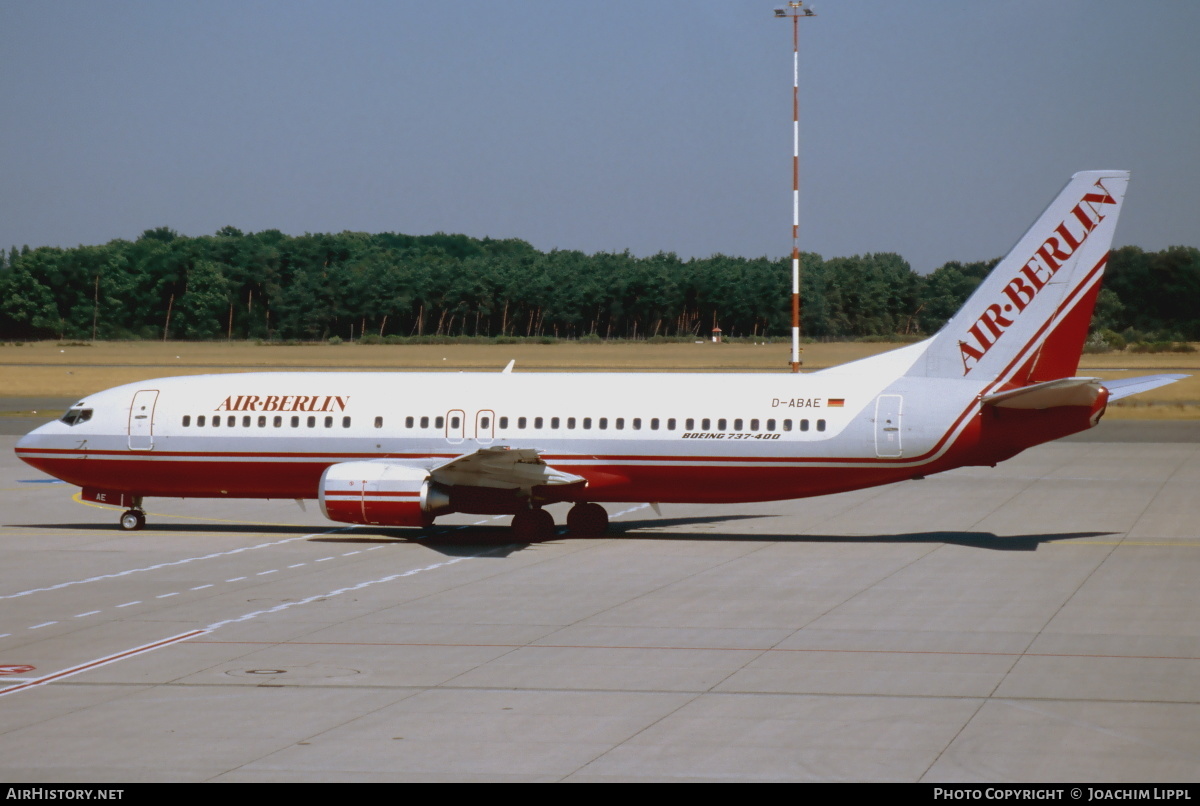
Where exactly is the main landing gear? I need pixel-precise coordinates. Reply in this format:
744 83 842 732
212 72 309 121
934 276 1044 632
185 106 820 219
510 503 610 542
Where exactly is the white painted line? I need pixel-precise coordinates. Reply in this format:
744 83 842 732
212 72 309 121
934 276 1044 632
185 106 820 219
29 622 57 630
115 601 140 608
256 570 278 576
225 577 247 582
287 563 306 568
74 611 101 618
205 546 509 631
341 551 361 556
191 584 214 591
315 557 333 562
0 528 355 601
0 630 208 698
156 592 179 599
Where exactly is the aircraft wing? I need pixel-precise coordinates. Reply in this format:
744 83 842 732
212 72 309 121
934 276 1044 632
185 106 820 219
430 445 587 494
1101 374 1189 402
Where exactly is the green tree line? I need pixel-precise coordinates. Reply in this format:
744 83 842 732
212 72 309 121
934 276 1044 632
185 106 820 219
1 227 1196 343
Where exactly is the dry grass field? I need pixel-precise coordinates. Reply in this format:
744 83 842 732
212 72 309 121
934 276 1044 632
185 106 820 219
1 339 1197 418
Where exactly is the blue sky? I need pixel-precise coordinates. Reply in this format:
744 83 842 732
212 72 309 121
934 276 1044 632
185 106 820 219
2 0 1197 273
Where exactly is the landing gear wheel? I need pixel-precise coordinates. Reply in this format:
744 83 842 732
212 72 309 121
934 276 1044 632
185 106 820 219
119 509 146 531
511 508 555 542
567 503 609 536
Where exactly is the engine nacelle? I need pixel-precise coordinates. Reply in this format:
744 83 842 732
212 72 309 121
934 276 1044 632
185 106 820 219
319 462 451 527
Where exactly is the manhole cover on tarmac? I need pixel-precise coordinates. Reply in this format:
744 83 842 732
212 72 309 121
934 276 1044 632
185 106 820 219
225 665 361 680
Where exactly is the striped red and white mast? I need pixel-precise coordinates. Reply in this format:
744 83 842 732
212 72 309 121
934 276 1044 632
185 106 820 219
775 2 815 373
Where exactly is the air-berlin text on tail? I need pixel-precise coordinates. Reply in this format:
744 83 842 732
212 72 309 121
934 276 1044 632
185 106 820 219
214 395 349 412
958 179 1118 375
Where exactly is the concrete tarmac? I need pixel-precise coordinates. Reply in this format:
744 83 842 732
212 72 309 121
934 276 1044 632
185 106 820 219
2 426 1200 782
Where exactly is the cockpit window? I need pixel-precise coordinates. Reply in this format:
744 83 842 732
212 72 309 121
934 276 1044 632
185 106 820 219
60 408 93 426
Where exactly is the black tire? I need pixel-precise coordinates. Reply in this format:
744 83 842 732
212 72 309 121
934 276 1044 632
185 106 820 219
567 503 609 536
512 508 555 541
120 510 145 531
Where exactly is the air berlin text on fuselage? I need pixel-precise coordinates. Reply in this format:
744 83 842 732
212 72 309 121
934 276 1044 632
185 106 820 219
214 395 349 412
958 180 1118 375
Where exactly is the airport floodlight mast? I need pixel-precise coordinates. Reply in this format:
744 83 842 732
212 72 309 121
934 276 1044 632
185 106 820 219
775 2 815 373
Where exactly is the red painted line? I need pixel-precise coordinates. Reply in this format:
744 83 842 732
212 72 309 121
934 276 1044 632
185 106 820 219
0 629 208 698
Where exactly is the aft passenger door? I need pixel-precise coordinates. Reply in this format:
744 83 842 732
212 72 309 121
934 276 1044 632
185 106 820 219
128 389 160 451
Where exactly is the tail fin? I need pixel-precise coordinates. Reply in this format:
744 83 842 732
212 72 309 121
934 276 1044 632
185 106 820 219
913 170 1129 386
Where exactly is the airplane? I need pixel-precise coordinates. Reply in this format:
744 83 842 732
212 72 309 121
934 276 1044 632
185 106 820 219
14 170 1186 541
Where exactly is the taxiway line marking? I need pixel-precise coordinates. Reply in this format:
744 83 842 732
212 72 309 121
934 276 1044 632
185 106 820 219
1 527 355 600
0 630 208 698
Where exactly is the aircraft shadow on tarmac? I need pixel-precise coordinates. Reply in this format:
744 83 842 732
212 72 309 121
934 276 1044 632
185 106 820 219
8 515 1118 558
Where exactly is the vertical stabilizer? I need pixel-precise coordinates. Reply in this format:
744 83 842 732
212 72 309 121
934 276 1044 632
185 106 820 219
912 171 1129 386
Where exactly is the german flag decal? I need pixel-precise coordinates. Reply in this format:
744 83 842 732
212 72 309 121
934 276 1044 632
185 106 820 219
827 399 845 408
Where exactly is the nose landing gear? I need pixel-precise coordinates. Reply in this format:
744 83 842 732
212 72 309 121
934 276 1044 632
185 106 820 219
119 509 146 531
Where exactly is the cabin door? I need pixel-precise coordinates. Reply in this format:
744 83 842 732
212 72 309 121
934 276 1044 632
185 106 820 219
128 389 160 451
874 394 903 458
445 409 466 445
474 409 495 445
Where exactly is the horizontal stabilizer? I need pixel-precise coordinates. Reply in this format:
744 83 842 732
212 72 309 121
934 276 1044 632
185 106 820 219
1102 374 1188 402
982 377 1103 409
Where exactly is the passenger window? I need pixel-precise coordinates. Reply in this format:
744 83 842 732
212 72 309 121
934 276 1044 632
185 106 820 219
718 418 727 430
701 418 710 430
616 418 624 430
324 416 333 428
213 416 220 428
733 419 743 431
518 416 527 429
291 416 299 427
750 419 759 431
273 416 282 427
258 416 267 427
632 418 641 430
535 417 543 428
198 415 206 427
685 418 694 430
374 416 383 428
182 415 191 427
767 419 775 431
582 417 591 430
242 416 250 427
498 416 507 429
551 417 560 429
450 415 460 429
343 416 351 428
405 416 414 428
567 417 575 429
782 419 792 431
435 416 444 429
420 416 429 428
667 418 676 430
650 418 659 430
599 418 607 430
800 419 809 432
308 416 316 428
817 419 826 432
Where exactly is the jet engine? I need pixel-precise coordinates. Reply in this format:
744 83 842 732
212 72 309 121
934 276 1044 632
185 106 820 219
319 461 452 527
